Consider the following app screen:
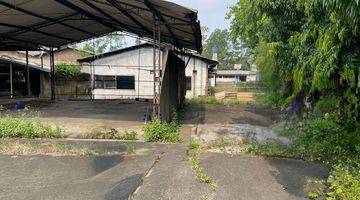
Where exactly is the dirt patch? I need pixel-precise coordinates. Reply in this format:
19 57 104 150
185 103 279 126
194 124 291 147
22 100 151 138
185 103 288 150
0 99 54 110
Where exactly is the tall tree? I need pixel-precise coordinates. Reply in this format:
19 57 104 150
202 29 248 70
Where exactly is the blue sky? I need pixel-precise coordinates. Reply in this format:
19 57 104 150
171 0 238 32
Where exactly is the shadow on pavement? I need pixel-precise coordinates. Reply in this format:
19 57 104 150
91 156 125 173
266 157 329 198
105 173 144 200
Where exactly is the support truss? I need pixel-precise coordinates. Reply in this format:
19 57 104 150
152 13 162 119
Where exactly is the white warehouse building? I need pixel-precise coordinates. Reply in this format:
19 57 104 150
78 44 217 100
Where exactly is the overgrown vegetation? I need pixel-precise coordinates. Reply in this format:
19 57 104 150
0 140 137 156
0 110 61 139
84 127 137 141
55 62 90 86
0 140 98 156
228 0 359 198
142 119 182 143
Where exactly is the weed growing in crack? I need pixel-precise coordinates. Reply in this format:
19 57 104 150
126 144 136 155
187 140 218 190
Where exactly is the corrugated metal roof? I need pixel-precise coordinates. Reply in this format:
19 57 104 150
0 0 202 52
0 56 50 73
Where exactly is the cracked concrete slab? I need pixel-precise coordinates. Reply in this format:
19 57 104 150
199 152 329 200
0 140 168 200
131 145 213 200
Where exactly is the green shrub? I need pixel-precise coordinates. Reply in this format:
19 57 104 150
120 131 137 141
0 115 61 138
142 119 182 143
292 117 360 163
254 91 287 109
55 62 81 80
314 96 338 116
327 161 360 200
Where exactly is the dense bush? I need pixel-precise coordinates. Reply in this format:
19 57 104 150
313 96 338 116
142 119 182 143
228 0 359 198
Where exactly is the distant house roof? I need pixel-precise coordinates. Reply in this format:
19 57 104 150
217 70 258 76
77 43 218 66
0 56 50 73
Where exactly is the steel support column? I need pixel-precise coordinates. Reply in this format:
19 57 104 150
152 13 162 119
50 49 56 100
9 63 13 98
26 51 30 96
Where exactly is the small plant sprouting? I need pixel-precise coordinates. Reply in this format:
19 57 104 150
126 144 136 155
119 131 137 141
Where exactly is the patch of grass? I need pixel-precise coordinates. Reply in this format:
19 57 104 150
187 140 218 190
205 139 231 150
0 140 99 156
119 131 137 141
85 128 137 140
86 127 121 139
245 142 292 158
143 119 182 143
186 97 242 105
0 113 61 139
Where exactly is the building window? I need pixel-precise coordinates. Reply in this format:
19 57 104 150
95 75 116 89
186 76 192 91
239 75 247 82
117 76 135 90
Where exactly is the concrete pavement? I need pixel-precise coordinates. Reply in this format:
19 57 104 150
0 140 168 200
0 140 329 200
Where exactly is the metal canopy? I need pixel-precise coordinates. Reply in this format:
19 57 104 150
0 0 202 52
